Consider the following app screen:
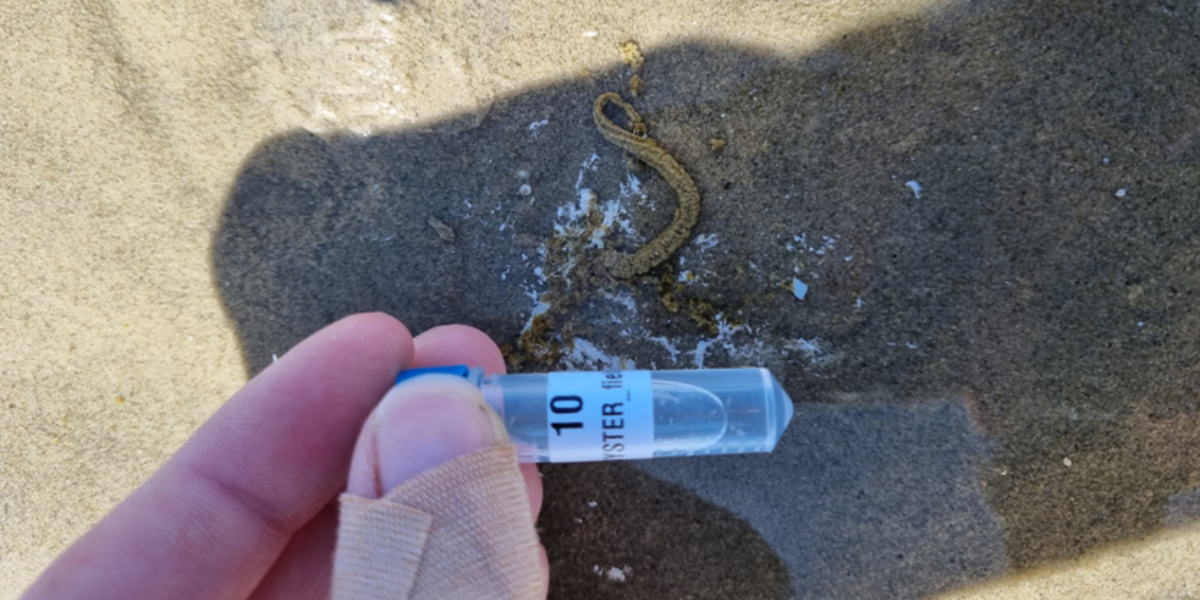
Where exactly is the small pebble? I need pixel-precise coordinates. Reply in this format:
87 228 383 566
428 216 456 242
792 278 808 300
606 567 627 582
905 180 922 199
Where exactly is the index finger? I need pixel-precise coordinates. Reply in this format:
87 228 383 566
23 313 414 600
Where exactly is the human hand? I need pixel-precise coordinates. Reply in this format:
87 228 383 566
21 313 547 599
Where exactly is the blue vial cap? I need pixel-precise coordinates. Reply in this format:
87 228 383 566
394 364 470 385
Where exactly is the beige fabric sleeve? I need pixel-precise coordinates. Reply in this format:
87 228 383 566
332 445 544 600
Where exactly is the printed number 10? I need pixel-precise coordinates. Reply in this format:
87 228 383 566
550 395 583 436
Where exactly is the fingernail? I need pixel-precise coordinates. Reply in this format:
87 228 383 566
370 374 509 492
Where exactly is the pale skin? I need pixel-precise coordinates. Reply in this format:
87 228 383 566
21 313 548 600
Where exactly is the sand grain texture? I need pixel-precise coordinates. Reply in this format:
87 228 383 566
5 0 1200 598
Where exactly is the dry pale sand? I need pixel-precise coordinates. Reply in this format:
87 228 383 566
2 0 1199 597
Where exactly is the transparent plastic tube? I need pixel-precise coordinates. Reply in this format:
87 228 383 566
396 366 794 463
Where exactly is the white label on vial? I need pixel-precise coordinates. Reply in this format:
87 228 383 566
545 370 654 462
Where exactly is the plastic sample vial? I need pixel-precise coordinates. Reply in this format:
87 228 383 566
395 366 794 463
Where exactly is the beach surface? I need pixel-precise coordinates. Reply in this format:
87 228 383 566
4 0 1200 597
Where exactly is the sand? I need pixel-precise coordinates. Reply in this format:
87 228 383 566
4 0 1200 597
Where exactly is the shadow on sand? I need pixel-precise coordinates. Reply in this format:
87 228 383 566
214 1 1200 596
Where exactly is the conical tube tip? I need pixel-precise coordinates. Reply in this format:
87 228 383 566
769 374 794 451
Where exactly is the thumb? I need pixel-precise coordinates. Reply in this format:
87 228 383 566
345 374 510 498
